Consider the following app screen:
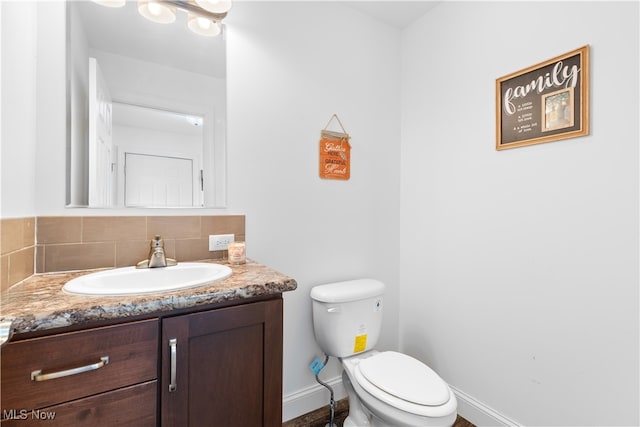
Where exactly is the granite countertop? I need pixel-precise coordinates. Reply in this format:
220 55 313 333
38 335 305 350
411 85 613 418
0 259 297 337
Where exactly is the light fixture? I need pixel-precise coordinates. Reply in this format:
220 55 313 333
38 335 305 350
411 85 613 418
92 0 126 7
187 12 221 37
138 0 177 24
195 0 231 14
93 0 230 37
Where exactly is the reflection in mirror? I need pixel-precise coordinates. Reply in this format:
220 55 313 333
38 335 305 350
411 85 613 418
115 103 205 207
66 1 226 208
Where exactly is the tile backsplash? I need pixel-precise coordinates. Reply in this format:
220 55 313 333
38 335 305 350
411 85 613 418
35 215 245 273
1 217 35 291
0 215 245 287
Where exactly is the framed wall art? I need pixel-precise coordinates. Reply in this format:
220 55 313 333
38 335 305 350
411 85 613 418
319 114 351 180
496 45 589 150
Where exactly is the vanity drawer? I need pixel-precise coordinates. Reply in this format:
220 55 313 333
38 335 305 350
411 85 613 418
0 319 158 411
1 381 157 427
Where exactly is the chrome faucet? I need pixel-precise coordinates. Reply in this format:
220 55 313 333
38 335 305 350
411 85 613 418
136 235 177 268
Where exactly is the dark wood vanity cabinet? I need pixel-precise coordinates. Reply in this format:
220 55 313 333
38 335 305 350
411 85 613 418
161 297 283 427
1 296 284 427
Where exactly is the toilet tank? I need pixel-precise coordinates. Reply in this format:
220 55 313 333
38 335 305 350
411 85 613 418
310 279 385 358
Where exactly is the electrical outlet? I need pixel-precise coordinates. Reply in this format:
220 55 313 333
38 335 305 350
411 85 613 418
209 234 235 251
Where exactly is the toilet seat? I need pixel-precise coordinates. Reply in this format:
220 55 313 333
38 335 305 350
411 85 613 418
351 351 452 417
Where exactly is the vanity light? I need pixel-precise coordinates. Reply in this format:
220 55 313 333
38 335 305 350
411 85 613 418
195 0 231 14
92 0 127 7
93 0 230 37
187 12 221 37
138 0 177 24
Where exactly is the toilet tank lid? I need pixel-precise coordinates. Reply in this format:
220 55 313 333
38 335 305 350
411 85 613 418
310 279 385 303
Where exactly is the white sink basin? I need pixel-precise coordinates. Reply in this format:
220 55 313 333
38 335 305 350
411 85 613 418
63 262 233 296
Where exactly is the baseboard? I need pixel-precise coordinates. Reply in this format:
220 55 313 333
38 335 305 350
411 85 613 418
282 377 522 426
283 375 347 422
449 385 522 427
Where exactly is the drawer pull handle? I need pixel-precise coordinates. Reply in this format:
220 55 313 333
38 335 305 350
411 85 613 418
169 338 177 392
31 356 109 382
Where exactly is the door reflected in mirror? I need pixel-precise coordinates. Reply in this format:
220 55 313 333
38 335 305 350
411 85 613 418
66 1 226 208
115 103 205 208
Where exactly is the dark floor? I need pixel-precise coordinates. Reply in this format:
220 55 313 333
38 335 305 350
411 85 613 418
283 398 476 427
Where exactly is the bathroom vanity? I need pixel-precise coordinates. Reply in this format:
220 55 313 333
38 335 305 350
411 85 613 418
0 260 296 427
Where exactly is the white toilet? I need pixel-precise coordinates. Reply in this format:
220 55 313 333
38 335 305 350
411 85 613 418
310 279 457 427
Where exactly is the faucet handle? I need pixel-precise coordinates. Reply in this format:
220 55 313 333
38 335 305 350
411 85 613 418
138 235 175 268
152 235 164 248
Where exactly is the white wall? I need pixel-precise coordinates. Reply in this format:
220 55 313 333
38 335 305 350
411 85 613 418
1 1 38 218
1 0 64 218
400 2 639 426
224 2 401 419
34 1 67 216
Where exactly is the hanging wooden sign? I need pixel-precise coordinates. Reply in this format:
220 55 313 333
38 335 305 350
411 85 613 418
319 114 351 180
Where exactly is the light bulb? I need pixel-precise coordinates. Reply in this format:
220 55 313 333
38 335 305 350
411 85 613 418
188 13 221 37
148 2 163 16
91 0 126 7
195 0 232 14
197 17 211 30
138 0 176 24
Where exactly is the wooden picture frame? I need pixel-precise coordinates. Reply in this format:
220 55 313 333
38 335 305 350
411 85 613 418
496 45 589 150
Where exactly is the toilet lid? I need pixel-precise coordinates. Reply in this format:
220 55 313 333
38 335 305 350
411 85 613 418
358 351 450 406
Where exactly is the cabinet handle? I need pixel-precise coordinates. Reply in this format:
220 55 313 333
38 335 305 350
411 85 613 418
31 356 109 382
169 338 177 392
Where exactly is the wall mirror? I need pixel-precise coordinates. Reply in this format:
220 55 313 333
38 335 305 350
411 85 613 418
66 1 227 208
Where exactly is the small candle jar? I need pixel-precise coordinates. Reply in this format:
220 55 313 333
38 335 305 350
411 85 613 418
227 241 246 265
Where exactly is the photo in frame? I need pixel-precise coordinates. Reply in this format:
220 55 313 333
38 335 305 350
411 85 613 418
496 45 589 150
541 87 575 132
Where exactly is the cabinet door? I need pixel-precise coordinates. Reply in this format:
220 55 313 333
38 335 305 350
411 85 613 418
161 298 283 427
